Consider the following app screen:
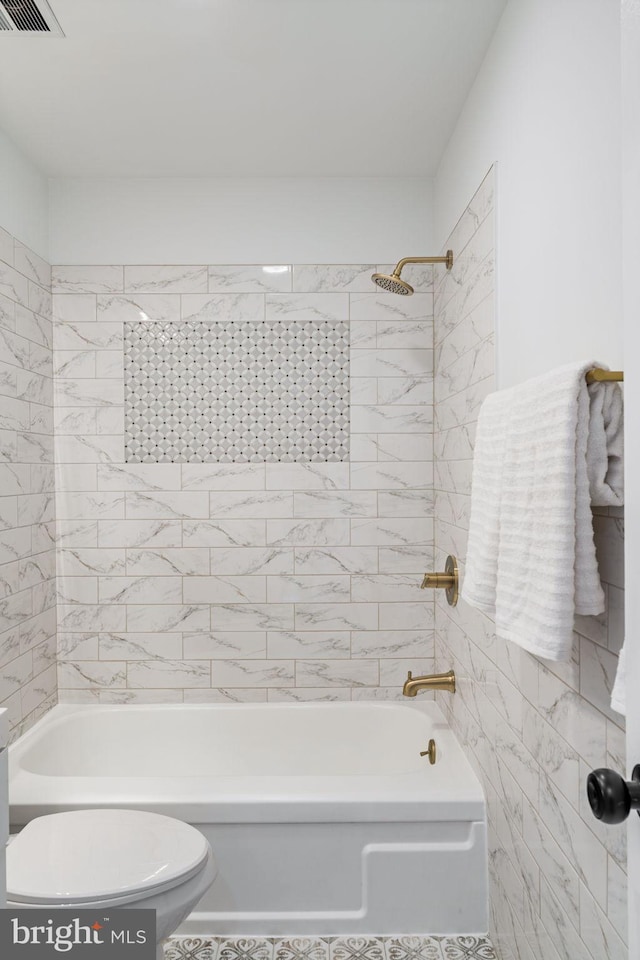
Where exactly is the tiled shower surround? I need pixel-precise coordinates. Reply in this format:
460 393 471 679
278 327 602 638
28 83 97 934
433 169 627 960
0 173 627 959
52 263 435 702
0 226 57 738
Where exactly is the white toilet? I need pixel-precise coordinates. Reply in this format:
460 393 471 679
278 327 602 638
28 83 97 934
6 808 217 960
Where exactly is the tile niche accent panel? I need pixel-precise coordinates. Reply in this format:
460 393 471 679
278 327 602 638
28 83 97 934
124 318 350 463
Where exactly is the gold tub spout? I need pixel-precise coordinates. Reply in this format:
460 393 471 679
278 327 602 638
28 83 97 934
403 669 456 697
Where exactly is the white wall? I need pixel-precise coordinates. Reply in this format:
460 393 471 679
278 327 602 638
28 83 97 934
0 129 49 261
434 0 622 388
49 178 433 265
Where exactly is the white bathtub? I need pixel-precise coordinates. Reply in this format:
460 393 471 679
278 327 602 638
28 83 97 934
9 701 487 936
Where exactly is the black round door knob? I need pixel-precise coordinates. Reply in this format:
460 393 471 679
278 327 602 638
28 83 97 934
587 766 640 824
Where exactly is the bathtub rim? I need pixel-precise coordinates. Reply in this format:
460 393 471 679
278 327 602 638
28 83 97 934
9 700 486 826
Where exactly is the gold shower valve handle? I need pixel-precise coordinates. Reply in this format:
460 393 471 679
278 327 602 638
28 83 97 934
420 555 459 606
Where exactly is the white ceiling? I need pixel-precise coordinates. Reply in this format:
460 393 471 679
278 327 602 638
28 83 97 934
0 0 506 178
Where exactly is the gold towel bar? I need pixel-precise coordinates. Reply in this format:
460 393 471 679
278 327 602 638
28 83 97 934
586 368 624 384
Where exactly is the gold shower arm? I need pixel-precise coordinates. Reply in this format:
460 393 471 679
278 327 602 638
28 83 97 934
393 251 454 274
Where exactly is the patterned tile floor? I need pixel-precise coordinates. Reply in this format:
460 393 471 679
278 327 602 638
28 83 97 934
164 936 497 960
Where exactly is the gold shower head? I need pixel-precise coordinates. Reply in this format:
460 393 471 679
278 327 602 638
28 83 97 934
371 272 414 295
372 250 454 296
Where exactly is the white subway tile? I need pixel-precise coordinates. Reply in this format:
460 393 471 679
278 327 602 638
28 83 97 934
183 519 266 547
126 548 209 576
267 631 350 659
208 264 292 293
15 243 50 287
213 659 295 688
53 294 97 324
350 462 429 490
211 603 294 632
54 408 97 435
184 631 266 660
377 377 432 405
99 519 182 548
0 262 30 305
376 320 433 350
352 574 423 603
351 518 433 546
99 576 183 605
57 492 124 520
267 575 350 604
128 659 210 688
55 435 123 463
351 405 432 434
59 548 126 576
95 350 124 378
350 291 432 323
267 518 350 547
53 350 96 379
57 577 98 605
183 576 266 604
97 463 182 491
294 546 377 575
379 602 434 630
265 462 349 490
579 883 626 960
58 660 126 689
53 321 123 351
181 292 263 321
210 547 292 576
97 294 180 323
296 660 378 687
52 266 123 294
182 463 265 491
54 378 124 407
293 491 376 518
126 604 210 633
293 264 375 293
126 491 209 519
58 633 100 661
209 491 292 518
351 348 433 378
294 603 378 632
351 630 433 659
124 265 207 294
58 604 126 632
265 293 348 322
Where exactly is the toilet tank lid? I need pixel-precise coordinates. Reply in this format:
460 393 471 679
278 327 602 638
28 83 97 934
7 809 211 905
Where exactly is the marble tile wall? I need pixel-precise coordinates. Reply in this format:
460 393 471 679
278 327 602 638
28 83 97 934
433 167 627 960
0 226 57 739
51 263 435 702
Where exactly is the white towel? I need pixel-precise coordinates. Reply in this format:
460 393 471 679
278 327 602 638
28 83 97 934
462 361 623 662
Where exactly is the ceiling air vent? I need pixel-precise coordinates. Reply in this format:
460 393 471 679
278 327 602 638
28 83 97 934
0 0 63 34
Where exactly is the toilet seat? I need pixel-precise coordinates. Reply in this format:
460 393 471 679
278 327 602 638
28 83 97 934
7 809 212 907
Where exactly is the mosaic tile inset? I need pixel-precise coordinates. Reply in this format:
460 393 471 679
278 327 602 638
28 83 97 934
124 319 349 463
